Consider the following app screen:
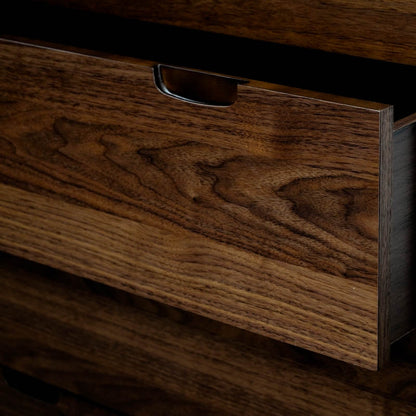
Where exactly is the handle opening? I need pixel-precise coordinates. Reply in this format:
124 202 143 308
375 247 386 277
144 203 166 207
153 64 240 107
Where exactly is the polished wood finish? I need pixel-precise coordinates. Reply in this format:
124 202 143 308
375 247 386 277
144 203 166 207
33 0 416 66
1 253 416 416
0 39 394 369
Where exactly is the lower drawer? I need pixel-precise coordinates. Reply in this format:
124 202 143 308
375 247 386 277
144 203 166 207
0 25 415 369
1 253 416 416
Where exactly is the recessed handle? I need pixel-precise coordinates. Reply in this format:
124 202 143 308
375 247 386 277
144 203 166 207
153 64 240 107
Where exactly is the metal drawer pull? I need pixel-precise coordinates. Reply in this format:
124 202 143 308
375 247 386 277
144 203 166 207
153 64 240 107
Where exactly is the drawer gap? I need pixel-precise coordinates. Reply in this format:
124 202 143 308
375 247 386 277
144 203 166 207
3 0 416 121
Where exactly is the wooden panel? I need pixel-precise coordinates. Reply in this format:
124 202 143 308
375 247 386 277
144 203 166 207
1 253 416 416
0 39 391 368
31 0 416 66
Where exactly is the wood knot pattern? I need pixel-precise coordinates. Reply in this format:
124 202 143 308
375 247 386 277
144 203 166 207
0 40 391 369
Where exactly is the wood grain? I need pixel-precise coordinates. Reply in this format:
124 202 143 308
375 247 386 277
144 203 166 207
31 0 416 66
3 3 416 122
0 366 119 416
378 105 393 365
1 252 416 416
0 39 392 368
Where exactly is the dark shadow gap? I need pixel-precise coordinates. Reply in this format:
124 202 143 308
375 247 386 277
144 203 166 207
2 0 416 120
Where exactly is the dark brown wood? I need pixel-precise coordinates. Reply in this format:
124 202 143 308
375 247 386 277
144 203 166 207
378 106 393 365
31 0 416 66
390 121 416 341
4 4 416 122
1 252 416 416
0 366 119 416
0 39 393 369
0 376 59 416
394 113 416 131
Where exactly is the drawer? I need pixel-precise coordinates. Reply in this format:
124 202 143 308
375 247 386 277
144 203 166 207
1 252 416 416
0 28 415 370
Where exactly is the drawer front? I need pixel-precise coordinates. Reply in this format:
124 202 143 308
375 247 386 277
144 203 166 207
2 253 416 416
0 39 392 369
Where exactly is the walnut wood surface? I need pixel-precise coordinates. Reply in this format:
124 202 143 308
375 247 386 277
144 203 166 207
0 39 392 368
3 3 416 122
34 0 416 66
1 253 416 416
0 366 118 416
378 106 393 365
